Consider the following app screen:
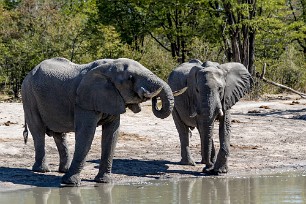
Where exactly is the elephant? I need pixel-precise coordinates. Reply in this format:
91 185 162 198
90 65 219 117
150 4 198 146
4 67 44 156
168 59 253 175
21 57 185 186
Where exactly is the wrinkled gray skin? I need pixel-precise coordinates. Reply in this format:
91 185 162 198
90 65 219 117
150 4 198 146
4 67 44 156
168 59 253 175
22 57 174 186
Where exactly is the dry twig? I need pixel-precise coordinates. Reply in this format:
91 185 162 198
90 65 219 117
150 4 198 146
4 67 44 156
256 63 306 98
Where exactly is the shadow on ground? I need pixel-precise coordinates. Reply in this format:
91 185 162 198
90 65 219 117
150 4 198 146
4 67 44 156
0 159 204 188
0 167 61 187
232 108 306 120
89 158 203 179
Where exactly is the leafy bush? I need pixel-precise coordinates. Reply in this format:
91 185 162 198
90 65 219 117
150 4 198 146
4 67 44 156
255 45 306 94
119 37 178 81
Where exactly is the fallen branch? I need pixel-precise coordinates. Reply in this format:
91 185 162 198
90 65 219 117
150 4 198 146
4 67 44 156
256 63 306 98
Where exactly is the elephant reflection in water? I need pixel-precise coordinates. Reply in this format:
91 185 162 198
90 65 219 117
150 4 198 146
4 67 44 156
4 178 260 203
26 184 113 204
176 177 253 203
31 188 52 204
59 184 113 204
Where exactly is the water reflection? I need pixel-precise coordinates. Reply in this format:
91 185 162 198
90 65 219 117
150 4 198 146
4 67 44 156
1 172 306 203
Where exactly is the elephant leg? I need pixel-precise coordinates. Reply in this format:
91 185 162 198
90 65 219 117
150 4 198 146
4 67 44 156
32 129 50 172
213 111 231 174
61 107 99 186
172 108 195 166
95 116 120 183
25 111 50 173
200 139 216 165
53 133 71 173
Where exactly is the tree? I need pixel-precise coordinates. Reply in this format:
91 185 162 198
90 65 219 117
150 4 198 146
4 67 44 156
204 0 257 74
97 0 207 62
147 0 208 62
288 0 306 55
0 0 100 96
96 0 147 51
1 0 306 97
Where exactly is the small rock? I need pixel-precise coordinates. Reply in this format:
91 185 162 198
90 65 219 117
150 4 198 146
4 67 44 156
259 105 270 109
290 101 300 105
248 110 261 114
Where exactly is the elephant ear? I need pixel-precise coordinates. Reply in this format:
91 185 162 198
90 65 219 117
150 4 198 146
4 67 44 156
187 66 203 117
76 66 126 115
221 63 253 110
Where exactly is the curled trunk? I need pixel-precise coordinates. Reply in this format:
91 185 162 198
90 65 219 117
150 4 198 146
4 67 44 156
151 81 174 119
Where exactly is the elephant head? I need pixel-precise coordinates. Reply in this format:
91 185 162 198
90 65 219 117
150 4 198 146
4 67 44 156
76 58 177 119
187 62 253 121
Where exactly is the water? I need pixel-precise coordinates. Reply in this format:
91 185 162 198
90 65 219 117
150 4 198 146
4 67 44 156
1 172 306 204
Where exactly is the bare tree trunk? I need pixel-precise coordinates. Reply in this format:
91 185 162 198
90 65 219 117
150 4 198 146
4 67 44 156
248 30 256 75
181 40 186 63
222 0 256 75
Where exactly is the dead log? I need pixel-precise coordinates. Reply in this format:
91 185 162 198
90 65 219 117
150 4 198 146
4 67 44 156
256 63 306 98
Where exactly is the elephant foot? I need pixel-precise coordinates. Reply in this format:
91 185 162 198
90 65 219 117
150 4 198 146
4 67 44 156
32 162 51 173
94 173 113 183
58 161 71 173
213 165 228 174
180 158 196 166
202 165 216 175
61 173 81 186
58 165 70 173
203 165 228 175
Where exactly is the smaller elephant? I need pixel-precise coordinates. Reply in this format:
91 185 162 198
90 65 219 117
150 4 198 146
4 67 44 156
22 57 186 186
168 59 253 174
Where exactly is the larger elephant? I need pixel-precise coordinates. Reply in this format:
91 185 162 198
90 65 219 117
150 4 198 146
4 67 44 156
22 57 182 186
168 59 253 175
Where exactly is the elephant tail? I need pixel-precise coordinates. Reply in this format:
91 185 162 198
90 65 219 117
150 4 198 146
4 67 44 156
23 119 28 144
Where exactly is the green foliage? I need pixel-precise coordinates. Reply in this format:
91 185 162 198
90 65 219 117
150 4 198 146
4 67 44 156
253 0 306 94
97 0 208 61
188 37 223 62
1 0 21 10
96 0 147 48
260 45 306 93
0 0 127 96
0 0 306 98
137 38 178 81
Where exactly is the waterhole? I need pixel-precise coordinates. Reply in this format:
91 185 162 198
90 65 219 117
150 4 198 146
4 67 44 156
1 172 306 203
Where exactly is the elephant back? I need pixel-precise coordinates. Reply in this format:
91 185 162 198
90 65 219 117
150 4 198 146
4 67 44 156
32 58 80 80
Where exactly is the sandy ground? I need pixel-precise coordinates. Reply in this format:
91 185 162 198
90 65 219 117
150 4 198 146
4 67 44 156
0 94 306 190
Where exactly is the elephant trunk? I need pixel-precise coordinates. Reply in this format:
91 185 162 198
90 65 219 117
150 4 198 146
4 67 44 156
151 81 174 119
197 96 222 170
199 90 223 119
198 119 216 169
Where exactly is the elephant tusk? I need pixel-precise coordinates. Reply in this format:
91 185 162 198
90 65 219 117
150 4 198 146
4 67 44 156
173 87 188 96
218 108 224 117
142 86 163 98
